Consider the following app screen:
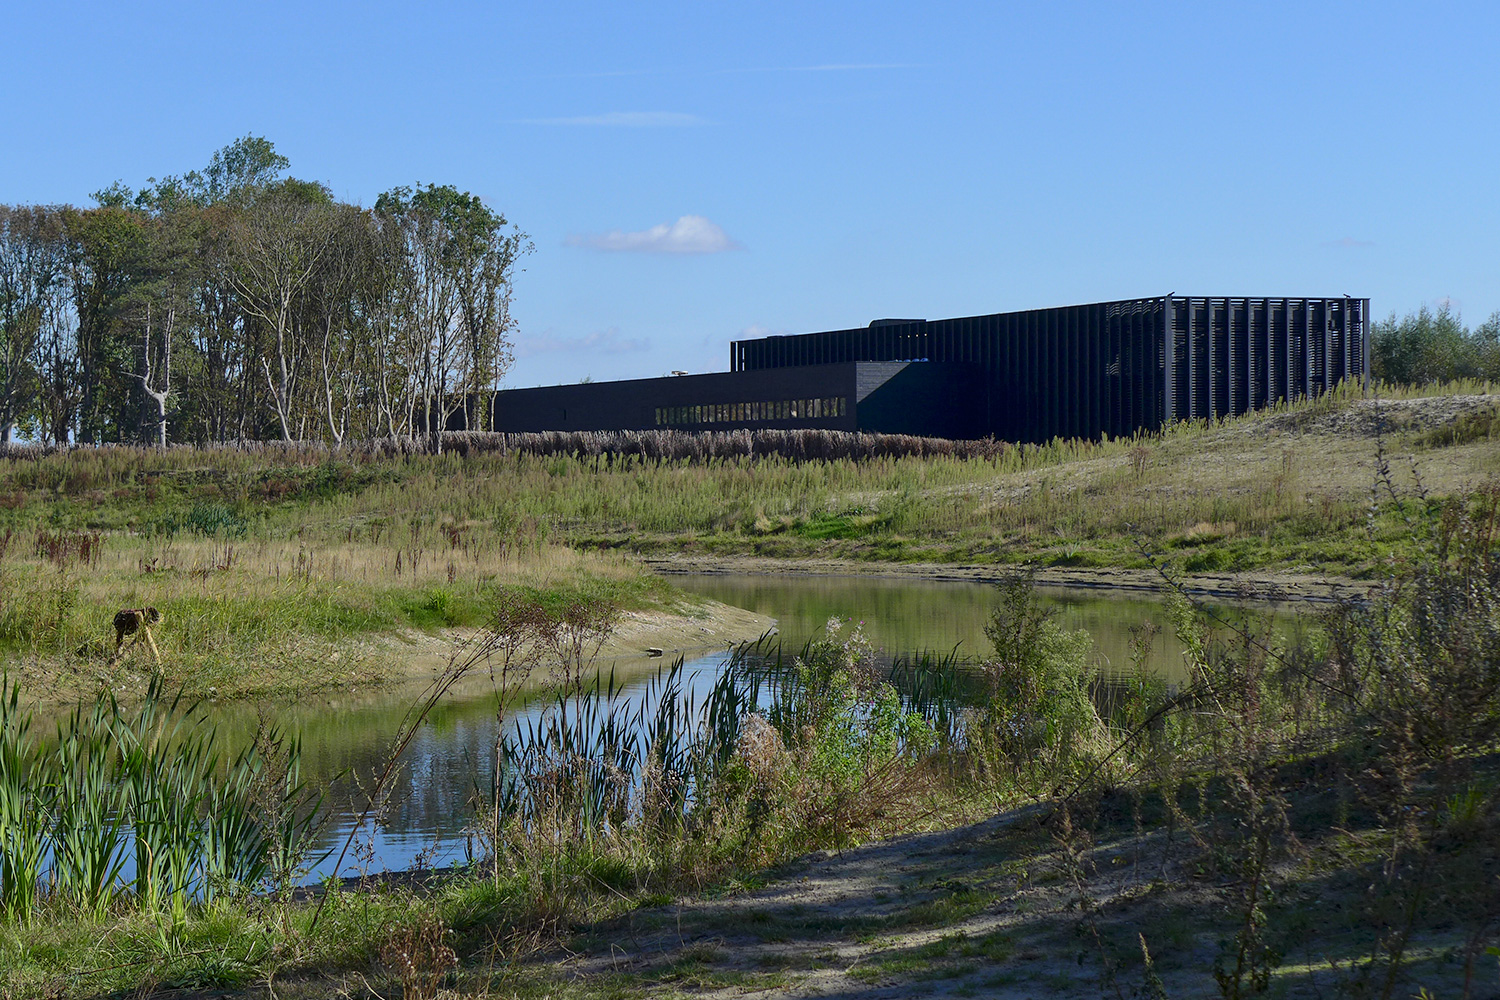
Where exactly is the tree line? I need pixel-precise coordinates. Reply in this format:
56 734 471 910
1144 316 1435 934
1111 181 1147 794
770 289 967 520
1370 306 1500 387
0 137 530 446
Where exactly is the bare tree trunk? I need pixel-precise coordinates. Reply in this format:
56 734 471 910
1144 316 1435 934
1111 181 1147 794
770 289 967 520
131 301 173 448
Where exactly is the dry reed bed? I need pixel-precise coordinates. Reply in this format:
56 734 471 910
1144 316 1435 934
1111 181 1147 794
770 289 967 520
0 427 1012 464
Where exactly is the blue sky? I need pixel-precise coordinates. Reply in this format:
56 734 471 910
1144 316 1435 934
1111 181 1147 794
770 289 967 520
5 1 1498 387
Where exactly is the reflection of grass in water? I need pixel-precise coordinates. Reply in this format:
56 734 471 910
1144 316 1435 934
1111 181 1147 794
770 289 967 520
673 574 1233 683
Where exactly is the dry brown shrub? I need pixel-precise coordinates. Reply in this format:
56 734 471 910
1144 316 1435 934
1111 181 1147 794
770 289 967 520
379 912 458 1000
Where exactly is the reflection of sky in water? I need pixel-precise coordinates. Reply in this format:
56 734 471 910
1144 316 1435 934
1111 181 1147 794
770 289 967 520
290 650 739 883
105 576 1303 882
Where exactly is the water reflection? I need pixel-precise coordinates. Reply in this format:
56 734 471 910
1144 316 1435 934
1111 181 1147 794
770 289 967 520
198 652 731 882
64 575 1308 883
669 573 1201 681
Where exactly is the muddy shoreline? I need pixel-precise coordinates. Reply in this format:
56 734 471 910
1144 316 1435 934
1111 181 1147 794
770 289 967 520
14 597 777 708
644 553 1372 605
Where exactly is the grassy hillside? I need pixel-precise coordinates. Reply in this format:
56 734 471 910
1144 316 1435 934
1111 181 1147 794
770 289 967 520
2 382 1498 698
6 383 1498 575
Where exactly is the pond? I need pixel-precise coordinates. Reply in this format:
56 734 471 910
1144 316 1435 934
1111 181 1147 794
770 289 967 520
109 573 1313 884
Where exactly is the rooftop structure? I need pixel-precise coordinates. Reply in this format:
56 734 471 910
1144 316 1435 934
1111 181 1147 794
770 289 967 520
486 295 1369 443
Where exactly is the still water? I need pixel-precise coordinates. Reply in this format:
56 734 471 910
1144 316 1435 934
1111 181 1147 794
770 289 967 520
204 574 1298 881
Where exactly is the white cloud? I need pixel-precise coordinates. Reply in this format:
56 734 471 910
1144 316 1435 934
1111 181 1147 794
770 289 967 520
738 324 786 339
515 327 650 358
566 215 741 254
513 111 705 127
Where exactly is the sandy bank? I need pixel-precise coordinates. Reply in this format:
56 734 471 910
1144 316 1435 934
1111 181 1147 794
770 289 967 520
16 597 777 707
644 553 1373 604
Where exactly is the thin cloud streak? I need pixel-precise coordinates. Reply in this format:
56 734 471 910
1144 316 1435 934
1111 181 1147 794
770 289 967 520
725 62 924 73
541 62 921 80
566 215 741 254
511 111 706 127
515 327 651 358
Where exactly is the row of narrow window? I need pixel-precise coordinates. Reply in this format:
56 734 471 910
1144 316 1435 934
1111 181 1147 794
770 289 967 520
655 396 847 427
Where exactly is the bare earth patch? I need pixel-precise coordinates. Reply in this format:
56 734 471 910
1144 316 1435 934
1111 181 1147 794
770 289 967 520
550 791 1490 999
646 553 1369 604
390 597 776 681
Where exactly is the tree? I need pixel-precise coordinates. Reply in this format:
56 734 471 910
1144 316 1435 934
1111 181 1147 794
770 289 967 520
175 203 249 442
129 300 174 448
0 205 64 442
230 182 337 441
30 271 79 445
61 206 154 443
374 185 529 443
2 139 528 445
128 133 291 215
1370 305 1500 386
362 210 419 438
308 204 371 446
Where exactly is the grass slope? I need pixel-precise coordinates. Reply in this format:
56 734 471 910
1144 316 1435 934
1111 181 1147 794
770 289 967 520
4 386 1499 698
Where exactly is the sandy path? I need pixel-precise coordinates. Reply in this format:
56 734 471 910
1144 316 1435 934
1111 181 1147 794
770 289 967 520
555 800 1207 999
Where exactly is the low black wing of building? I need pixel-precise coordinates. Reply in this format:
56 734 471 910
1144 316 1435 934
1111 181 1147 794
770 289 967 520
484 295 1369 443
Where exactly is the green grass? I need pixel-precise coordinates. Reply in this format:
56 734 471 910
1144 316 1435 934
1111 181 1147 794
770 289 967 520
2 383 1498 995
848 930 1014 984
4 384 1496 591
5 383 1496 697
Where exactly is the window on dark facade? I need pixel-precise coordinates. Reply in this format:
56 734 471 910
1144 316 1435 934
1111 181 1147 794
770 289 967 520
654 395 849 427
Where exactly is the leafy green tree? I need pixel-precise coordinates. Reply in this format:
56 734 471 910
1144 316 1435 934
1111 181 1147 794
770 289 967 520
60 206 154 442
0 206 64 441
375 184 530 441
229 186 338 440
1370 305 1500 386
1 138 526 444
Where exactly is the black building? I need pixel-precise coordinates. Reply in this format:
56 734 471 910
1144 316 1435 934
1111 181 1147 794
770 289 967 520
489 295 1369 443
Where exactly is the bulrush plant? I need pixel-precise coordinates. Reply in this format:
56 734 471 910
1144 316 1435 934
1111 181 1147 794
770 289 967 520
0 678 324 930
48 697 128 920
479 618 944 936
0 684 46 925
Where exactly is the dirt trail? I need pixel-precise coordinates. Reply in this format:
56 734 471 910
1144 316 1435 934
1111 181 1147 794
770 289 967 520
558 801 1202 998
553 789 1470 999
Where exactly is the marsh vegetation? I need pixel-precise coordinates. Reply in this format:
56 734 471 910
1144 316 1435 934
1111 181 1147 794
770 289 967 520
2 470 1498 996
1 387 1498 996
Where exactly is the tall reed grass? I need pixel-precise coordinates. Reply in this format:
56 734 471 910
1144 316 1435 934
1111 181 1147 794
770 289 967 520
5 467 1499 994
478 620 974 899
0 678 322 927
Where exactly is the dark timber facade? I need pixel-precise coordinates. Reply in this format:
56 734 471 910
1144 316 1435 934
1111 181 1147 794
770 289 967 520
488 295 1369 443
